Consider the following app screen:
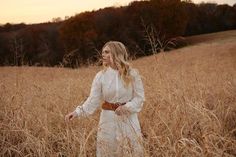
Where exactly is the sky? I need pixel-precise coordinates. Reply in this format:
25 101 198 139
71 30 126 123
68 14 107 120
0 0 235 24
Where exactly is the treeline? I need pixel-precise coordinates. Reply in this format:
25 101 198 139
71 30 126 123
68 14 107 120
0 0 235 67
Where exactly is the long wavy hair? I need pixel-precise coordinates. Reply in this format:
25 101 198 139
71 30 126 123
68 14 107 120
102 41 133 88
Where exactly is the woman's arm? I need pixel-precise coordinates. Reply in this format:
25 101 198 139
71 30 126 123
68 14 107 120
75 71 103 117
65 71 103 121
122 69 145 114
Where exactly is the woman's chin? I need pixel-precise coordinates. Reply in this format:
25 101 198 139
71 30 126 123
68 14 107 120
103 62 108 66
103 61 110 65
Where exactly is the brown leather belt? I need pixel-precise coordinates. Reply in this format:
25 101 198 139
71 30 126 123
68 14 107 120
102 101 126 111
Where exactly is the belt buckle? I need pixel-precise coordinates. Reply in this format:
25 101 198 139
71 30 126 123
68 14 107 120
115 102 123 106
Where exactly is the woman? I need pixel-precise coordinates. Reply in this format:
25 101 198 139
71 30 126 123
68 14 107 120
65 41 145 157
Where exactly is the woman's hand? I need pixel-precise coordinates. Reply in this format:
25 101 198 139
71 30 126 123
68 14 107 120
115 106 130 116
65 111 78 122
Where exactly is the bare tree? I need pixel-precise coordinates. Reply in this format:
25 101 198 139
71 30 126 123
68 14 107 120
141 18 184 54
10 36 26 66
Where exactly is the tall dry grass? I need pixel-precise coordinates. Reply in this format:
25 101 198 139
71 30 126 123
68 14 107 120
0 35 236 156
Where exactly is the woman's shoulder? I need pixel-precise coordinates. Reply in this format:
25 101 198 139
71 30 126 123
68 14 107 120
95 70 104 78
94 68 111 79
95 66 140 77
92 70 104 82
129 67 140 77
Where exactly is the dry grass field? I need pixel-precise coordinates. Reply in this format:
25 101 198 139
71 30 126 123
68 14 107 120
1 30 236 157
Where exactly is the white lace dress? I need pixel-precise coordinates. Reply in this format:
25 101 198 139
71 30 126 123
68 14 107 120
75 67 145 157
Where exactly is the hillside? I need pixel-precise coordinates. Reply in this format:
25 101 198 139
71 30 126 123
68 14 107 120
1 1 236 66
0 30 236 156
185 29 236 45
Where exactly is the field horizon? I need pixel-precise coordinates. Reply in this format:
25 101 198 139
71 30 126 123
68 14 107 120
0 30 236 156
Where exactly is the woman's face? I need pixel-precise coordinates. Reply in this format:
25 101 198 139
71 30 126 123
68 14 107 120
102 46 114 66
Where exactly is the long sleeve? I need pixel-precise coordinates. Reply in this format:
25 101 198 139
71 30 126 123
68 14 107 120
75 71 103 117
124 69 145 113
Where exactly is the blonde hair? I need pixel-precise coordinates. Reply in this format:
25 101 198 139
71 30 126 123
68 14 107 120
102 41 133 88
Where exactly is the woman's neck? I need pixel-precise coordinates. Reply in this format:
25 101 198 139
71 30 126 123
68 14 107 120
109 64 118 70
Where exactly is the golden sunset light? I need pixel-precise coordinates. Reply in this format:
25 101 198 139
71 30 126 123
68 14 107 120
0 0 138 24
0 0 235 24
1 0 236 156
